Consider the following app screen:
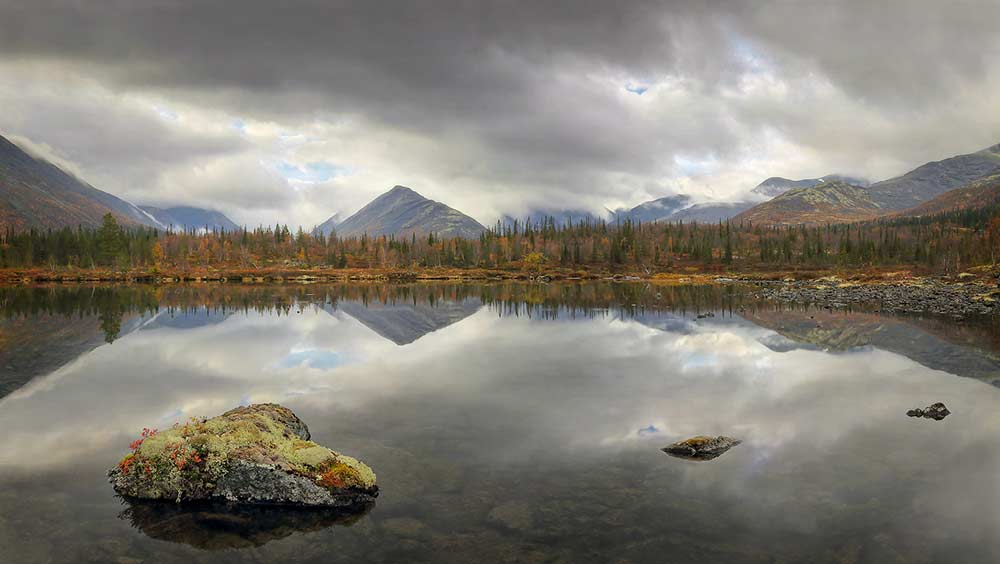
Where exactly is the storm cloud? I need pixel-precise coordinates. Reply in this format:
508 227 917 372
1 0 998 227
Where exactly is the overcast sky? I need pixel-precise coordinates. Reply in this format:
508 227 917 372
1 1 999 228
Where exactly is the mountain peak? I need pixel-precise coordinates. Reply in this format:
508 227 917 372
980 143 1000 155
333 185 485 238
380 185 422 199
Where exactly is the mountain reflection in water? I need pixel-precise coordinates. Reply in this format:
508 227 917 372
1 282 999 563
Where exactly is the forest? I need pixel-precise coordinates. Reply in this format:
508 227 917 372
1 204 999 275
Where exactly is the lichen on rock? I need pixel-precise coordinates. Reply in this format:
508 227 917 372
662 435 742 461
108 403 377 507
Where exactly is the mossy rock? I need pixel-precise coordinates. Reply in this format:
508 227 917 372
108 403 378 507
662 435 742 461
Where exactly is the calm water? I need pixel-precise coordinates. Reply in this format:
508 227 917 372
1 283 1000 563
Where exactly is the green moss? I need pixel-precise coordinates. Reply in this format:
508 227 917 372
290 445 336 468
113 404 376 501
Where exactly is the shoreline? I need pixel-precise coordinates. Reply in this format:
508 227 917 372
1 264 997 284
1 266 997 317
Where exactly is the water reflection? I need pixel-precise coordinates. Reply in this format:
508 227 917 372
117 499 372 550
1 283 999 563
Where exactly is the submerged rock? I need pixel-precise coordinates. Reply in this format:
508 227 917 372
662 436 741 461
906 402 951 421
108 403 378 507
487 501 535 531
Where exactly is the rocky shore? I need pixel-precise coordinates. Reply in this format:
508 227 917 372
746 276 1000 317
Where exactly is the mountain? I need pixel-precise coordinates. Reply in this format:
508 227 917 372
0 134 161 230
751 174 870 199
613 194 759 224
139 205 239 232
613 194 692 223
315 212 343 236
895 173 1000 218
334 185 486 239
666 201 755 222
501 209 603 228
866 144 1000 210
734 181 881 225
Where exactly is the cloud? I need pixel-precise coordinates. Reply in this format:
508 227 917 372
0 1 998 224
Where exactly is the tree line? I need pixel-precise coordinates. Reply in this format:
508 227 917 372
1 206 999 273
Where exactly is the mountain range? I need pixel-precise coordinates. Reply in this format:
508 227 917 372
733 144 1000 225
608 174 867 225
3 130 1000 235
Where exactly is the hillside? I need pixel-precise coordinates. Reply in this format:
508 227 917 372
895 173 1000 218
0 134 159 230
866 144 1000 210
334 185 486 239
139 205 239 232
734 181 881 225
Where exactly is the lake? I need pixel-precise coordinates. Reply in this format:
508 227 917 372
1 282 999 563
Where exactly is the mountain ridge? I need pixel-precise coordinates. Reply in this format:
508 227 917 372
0 134 161 230
865 144 1000 210
751 174 869 199
734 181 881 225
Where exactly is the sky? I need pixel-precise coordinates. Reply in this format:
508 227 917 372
1 1 999 228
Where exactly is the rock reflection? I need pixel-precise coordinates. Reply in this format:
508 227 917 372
117 498 373 550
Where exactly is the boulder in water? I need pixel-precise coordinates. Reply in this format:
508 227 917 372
906 402 950 421
108 403 377 507
662 435 741 461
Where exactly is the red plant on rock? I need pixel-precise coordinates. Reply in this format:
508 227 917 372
167 442 204 470
128 427 158 451
119 427 158 474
